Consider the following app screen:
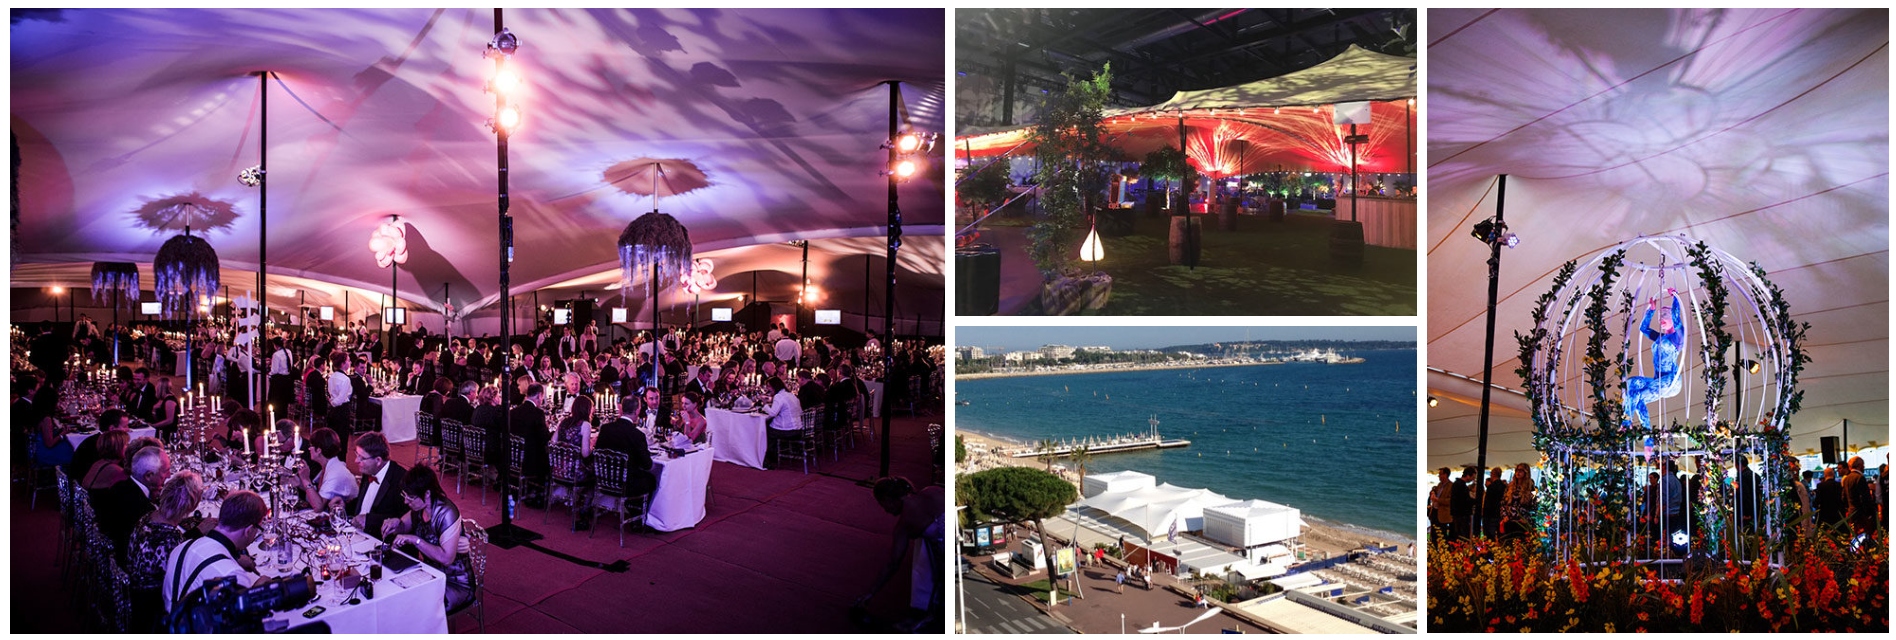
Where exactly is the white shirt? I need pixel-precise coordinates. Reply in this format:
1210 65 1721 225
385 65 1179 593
775 338 800 363
765 389 802 431
317 456 358 502
327 370 353 407
162 534 258 613
269 349 291 376
767 328 782 342
355 461 390 519
132 477 153 499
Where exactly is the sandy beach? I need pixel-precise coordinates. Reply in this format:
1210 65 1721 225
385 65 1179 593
956 359 1282 381
956 430 1415 558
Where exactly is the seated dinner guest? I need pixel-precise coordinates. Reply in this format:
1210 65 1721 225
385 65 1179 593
101 444 172 553
80 429 131 491
347 432 408 538
676 391 709 444
471 384 508 468
594 404 659 497
383 465 475 613
686 366 715 398
68 408 129 481
441 380 477 425
762 377 803 468
163 491 266 613
508 384 552 499
292 428 357 512
127 471 204 626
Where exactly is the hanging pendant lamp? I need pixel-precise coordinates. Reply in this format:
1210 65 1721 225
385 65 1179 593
153 227 220 319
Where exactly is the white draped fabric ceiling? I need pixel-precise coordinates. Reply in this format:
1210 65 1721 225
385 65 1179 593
1425 8 1889 469
10 8 945 328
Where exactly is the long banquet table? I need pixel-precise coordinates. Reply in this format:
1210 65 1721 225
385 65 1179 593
252 513 451 634
370 394 424 443
64 426 158 449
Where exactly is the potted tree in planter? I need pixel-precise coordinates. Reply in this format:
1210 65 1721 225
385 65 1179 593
1141 145 1187 219
1027 65 1115 316
956 161 1014 316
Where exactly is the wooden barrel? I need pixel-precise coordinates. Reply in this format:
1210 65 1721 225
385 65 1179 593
1169 215 1201 267
1330 220 1365 267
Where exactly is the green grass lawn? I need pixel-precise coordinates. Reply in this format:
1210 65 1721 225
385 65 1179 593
1023 211 1417 316
1016 578 1084 604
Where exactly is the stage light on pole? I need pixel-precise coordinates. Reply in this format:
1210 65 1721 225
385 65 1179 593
890 158 919 179
490 64 521 96
490 105 522 133
49 286 65 295
486 28 520 58
1747 359 1761 374
1427 396 1439 408
895 132 921 153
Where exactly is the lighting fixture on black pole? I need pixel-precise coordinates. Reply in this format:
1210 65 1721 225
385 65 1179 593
484 12 538 548
878 81 934 477
371 217 409 358
1467 174 1518 535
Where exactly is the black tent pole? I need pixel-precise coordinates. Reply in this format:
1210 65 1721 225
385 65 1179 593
1472 174 1507 535
257 71 269 411
488 7 538 548
880 80 900 477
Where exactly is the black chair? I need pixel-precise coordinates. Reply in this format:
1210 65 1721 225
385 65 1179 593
504 434 546 511
415 412 441 468
452 518 488 632
439 418 467 485
459 422 493 505
773 408 823 474
545 443 591 525
588 450 652 547
23 430 60 510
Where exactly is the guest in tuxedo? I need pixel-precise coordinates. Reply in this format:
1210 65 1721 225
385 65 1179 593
324 353 355 445
351 358 376 429
1450 468 1476 541
440 380 477 426
1816 466 1845 528
686 366 715 398
123 368 158 423
346 432 408 538
101 445 172 553
1483 467 1507 538
597 354 621 391
303 360 328 426
796 370 826 410
401 360 428 395
825 364 864 428
594 406 659 496
508 384 552 503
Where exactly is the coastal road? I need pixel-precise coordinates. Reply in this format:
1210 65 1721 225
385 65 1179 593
960 568 1075 634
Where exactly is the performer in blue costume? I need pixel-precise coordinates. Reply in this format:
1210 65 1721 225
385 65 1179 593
1624 288 1684 428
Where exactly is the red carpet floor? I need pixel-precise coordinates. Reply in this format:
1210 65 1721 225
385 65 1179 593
10 411 945 633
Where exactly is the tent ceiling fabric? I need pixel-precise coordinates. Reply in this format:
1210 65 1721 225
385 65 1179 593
11 8 944 314
1426 9 1889 468
955 46 1417 173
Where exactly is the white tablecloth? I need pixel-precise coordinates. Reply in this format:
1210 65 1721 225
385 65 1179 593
371 395 424 443
64 427 157 450
253 518 450 634
863 381 885 418
645 446 714 532
705 408 768 470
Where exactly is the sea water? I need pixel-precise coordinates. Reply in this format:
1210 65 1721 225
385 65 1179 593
957 348 1417 539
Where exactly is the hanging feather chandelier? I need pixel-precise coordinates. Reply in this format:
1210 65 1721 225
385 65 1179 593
617 211 693 293
90 261 140 306
152 227 220 319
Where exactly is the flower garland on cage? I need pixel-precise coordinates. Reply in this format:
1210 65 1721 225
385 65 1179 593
1518 260 1577 554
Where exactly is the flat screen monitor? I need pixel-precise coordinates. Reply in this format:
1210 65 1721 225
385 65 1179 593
711 308 733 322
319 306 334 321
140 302 161 315
611 308 627 323
553 309 571 325
385 308 406 325
814 309 841 325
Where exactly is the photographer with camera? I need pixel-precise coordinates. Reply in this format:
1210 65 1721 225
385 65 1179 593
162 491 266 613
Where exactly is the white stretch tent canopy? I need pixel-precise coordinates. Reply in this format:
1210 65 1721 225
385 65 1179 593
1202 499 1303 549
956 46 1417 175
1079 482 1237 538
1081 469 1156 498
10 8 945 331
1426 8 1889 469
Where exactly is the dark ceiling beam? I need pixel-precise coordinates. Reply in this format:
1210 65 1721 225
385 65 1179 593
1165 8 1389 67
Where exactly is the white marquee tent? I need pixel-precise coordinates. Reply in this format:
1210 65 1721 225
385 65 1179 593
1202 499 1304 549
1426 8 1888 469
1078 481 1238 539
10 8 945 335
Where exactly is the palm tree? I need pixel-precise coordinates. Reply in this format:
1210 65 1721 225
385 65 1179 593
1037 438 1058 472
1067 445 1093 490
